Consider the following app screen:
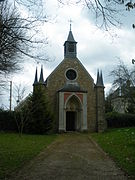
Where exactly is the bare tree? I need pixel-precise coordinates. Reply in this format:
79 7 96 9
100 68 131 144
0 0 49 88
110 61 135 112
14 94 32 136
13 83 27 106
110 61 135 88
0 0 48 69
58 0 135 30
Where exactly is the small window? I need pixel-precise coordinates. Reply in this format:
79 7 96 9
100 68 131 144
66 69 77 80
68 43 74 52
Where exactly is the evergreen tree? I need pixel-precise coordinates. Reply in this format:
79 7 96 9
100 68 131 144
26 85 54 134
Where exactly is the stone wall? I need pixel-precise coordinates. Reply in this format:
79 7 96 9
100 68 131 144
95 86 107 132
45 58 97 132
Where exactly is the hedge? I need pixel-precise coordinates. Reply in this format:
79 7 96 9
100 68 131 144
106 112 135 128
0 110 17 132
1 110 135 132
0 109 54 134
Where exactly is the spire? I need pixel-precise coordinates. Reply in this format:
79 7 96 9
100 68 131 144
67 31 76 42
96 70 104 87
100 71 104 86
39 65 44 83
64 24 77 58
67 21 76 42
33 67 38 85
96 69 100 85
69 19 72 31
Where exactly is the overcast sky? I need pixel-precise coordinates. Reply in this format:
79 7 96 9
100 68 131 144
1 0 135 109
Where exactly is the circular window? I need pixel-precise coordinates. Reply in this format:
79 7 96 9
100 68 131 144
66 69 77 80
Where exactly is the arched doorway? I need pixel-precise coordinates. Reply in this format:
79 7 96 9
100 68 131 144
58 91 87 132
65 95 82 131
66 111 76 131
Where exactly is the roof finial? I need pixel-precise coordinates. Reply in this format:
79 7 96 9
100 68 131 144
69 19 72 31
39 64 44 83
96 69 104 87
33 66 38 85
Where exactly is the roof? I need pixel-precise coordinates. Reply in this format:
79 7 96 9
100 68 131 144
96 70 104 87
33 67 38 85
58 83 87 93
39 65 44 83
46 58 94 85
66 30 76 42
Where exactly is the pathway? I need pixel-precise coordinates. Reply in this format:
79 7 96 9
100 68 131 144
10 133 128 180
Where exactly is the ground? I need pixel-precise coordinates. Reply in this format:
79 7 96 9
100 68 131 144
10 133 128 180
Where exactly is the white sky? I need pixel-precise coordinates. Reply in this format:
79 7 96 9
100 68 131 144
1 0 135 109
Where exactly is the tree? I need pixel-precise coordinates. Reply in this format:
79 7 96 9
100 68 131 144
25 85 54 134
58 0 135 30
13 83 27 106
110 61 135 88
110 61 135 113
13 84 54 135
14 95 32 136
0 0 48 88
105 95 113 113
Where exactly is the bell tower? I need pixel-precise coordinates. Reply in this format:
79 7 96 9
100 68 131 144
64 23 77 58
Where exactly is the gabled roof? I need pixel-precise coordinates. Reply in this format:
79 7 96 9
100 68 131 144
45 58 94 85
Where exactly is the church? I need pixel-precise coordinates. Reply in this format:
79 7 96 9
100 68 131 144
33 26 107 133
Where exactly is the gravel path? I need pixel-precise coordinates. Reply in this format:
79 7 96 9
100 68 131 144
10 133 128 180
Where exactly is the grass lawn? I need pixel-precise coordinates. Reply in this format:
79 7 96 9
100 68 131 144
91 127 135 178
0 132 57 179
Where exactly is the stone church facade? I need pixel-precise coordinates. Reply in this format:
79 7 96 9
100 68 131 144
33 28 107 132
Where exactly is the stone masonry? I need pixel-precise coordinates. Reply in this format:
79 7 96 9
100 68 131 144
33 28 106 132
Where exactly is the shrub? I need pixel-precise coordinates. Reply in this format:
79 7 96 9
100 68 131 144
106 112 135 128
24 85 54 134
0 110 17 132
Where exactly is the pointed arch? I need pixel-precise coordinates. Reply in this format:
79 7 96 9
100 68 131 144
58 91 87 132
64 94 83 131
64 94 82 110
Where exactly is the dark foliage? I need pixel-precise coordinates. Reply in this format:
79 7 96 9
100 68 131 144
24 85 54 134
0 85 54 134
106 112 135 128
105 96 113 113
0 110 17 132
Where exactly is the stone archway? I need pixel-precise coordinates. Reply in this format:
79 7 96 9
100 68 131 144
58 92 87 132
65 95 82 131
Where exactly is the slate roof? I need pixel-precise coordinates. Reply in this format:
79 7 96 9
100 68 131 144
39 65 44 83
33 67 38 85
67 30 76 42
58 83 87 93
96 70 104 87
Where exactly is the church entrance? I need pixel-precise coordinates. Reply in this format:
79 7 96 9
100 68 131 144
59 92 87 132
66 111 76 131
65 95 82 131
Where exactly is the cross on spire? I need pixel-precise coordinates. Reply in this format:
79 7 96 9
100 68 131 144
69 19 72 31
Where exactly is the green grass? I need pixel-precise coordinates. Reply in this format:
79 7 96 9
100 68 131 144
91 127 135 177
0 132 57 179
